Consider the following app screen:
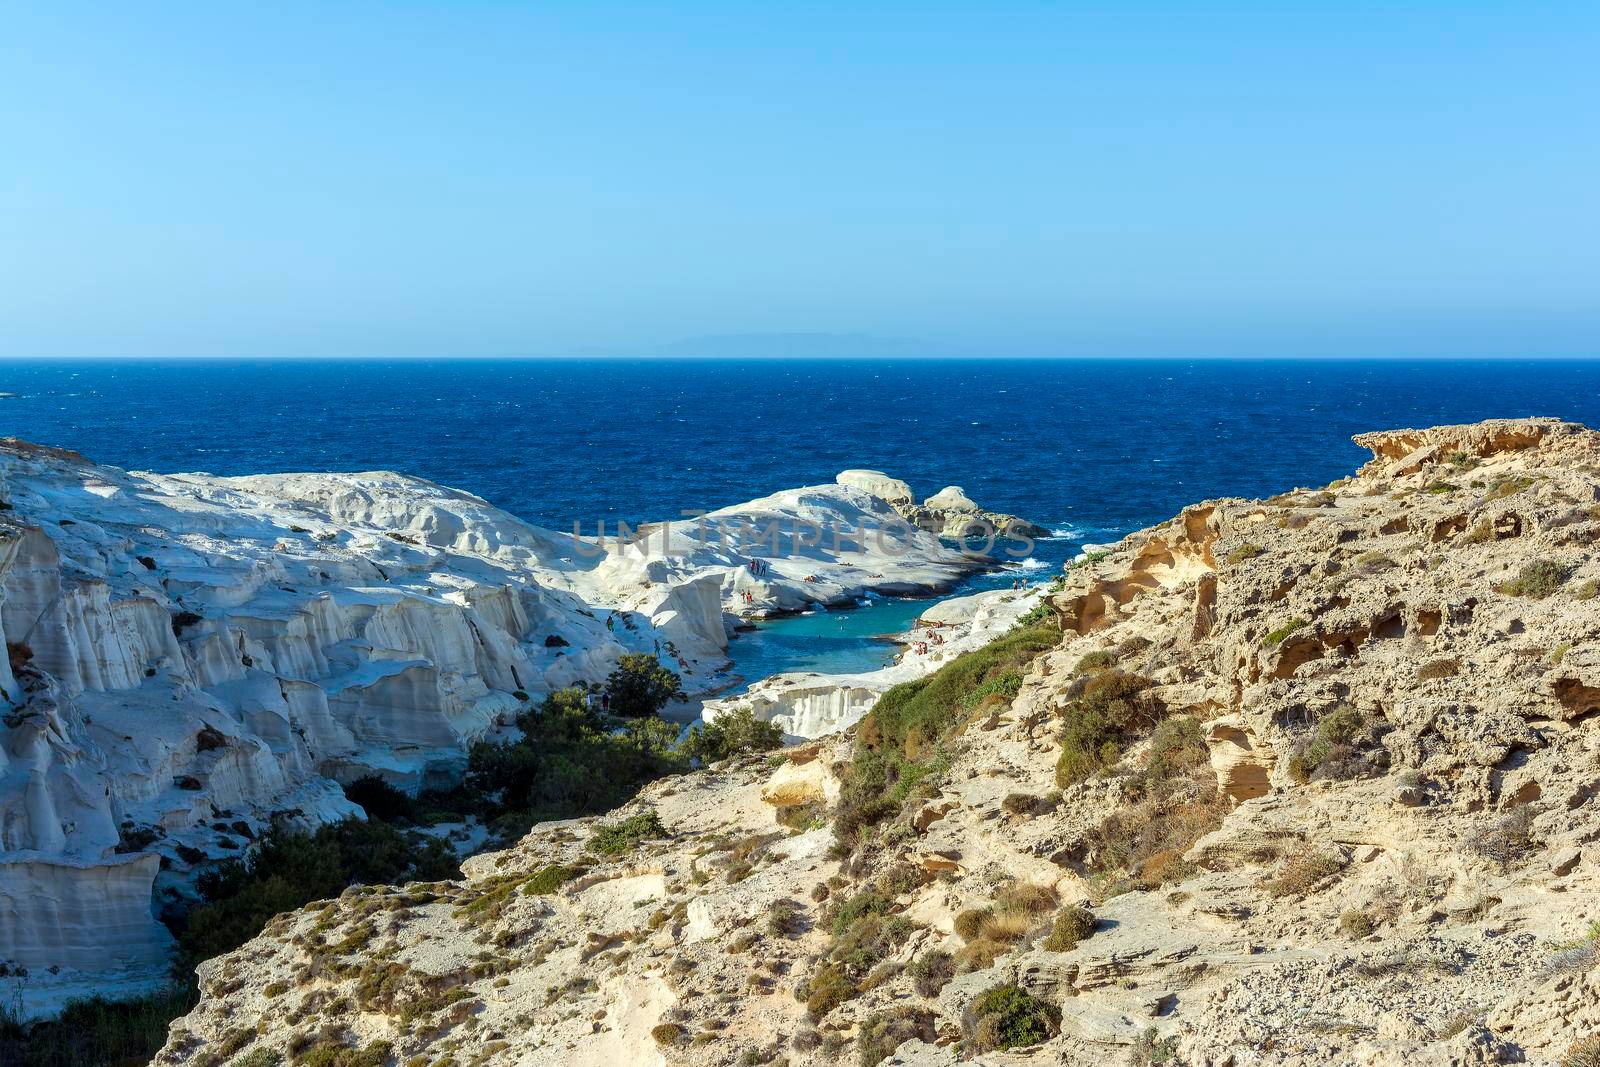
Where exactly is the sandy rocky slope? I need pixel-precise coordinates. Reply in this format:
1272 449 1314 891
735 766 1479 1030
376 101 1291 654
0 438 1033 1018
150 418 1600 1066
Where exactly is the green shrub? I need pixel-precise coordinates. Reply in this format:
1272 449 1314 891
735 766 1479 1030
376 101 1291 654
1485 475 1535 500
525 863 582 894
1041 904 1095 951
953 907 991 942
805 964 855 1018
1129 1028 1180 1065
589 808 668 855
908 950 954 996
1136 717 1209 794
766 897 805 938
1054 670 1156 786
1264 619 1307 646
0 986 198 1067
1499 560 1567 599
857 1007 935 1067
1074 650 1115 674
964 984 1061 1053
831 911 917 984
606 653 683 717
1287 704 1366 783
679 707 784 764
1224 543 1263 565
1001 792 1051 816
650 1023 685 1046
466 687 687 832
293 1040 392 1067
995 882 1058 916
233 1050 283 1067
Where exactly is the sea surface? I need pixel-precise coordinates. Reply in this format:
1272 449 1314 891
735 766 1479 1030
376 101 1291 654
3 358 1597 680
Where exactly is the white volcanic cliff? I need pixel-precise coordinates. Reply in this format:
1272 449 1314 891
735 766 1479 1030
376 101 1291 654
0 439 987 1017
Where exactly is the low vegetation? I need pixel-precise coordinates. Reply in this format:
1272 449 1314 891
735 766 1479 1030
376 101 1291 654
1042 904 1096 951
466 686 686 838
1080 715 1223 891
181 819 459 970
1287 704 1370 783
1054 668 1159 786
833 615 1060 855
1564 1035 1600 1067
0 987 198 1067
1264 618 1307 646
857 1007 936 1067
963 983 1060 1054
1340 907 1375 938
907 950 954 996
1498 560 1567 599
1269 849 1346 897
1224 543 1263 565
679 707 785 765
589 807 669 855
1466 807 1536 871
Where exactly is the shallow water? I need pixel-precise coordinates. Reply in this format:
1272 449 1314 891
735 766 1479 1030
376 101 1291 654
721 563 1054 685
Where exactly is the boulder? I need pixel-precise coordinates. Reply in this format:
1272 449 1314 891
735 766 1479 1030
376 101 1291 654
924 485 981 513
836 469 915 506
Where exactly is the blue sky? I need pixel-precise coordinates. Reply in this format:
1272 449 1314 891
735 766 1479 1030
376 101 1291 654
1 3 1596 358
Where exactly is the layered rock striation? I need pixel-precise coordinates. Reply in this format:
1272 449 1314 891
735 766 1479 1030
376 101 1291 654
122 419 1600 1066
0 441 996 1017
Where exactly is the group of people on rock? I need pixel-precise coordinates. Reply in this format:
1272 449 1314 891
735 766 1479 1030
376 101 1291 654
746 558 770 578
1010 577 1029 591
740 590 757 605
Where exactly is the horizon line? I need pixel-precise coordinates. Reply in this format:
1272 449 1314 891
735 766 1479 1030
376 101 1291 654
1 353 1598 363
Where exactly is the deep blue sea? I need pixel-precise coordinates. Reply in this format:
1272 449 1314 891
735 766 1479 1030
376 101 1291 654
3 358 1596 681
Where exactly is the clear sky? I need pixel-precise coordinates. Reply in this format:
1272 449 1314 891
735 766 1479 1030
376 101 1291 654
1 3 1596 359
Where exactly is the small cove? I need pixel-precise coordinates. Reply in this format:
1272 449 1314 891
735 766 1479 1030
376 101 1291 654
721 552 1074 690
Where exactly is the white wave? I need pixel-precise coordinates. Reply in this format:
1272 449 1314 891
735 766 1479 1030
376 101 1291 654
1009 558 1050 571
1043 526 1082 540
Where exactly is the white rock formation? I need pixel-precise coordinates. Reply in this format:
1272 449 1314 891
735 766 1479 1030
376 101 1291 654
835 469 1050 541
923 485 980 513
835 469 915 506
0 439 983 1017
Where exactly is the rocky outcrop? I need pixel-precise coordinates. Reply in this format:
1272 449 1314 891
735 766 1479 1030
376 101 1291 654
835 469 1049 540
146 418 1600 1067
0 440 982 1017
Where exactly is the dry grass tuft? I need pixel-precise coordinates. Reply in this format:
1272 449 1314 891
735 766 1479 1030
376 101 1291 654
1269 849 1345 897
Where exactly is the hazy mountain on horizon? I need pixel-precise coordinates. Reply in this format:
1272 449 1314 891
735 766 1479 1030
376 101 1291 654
646 332 960 359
